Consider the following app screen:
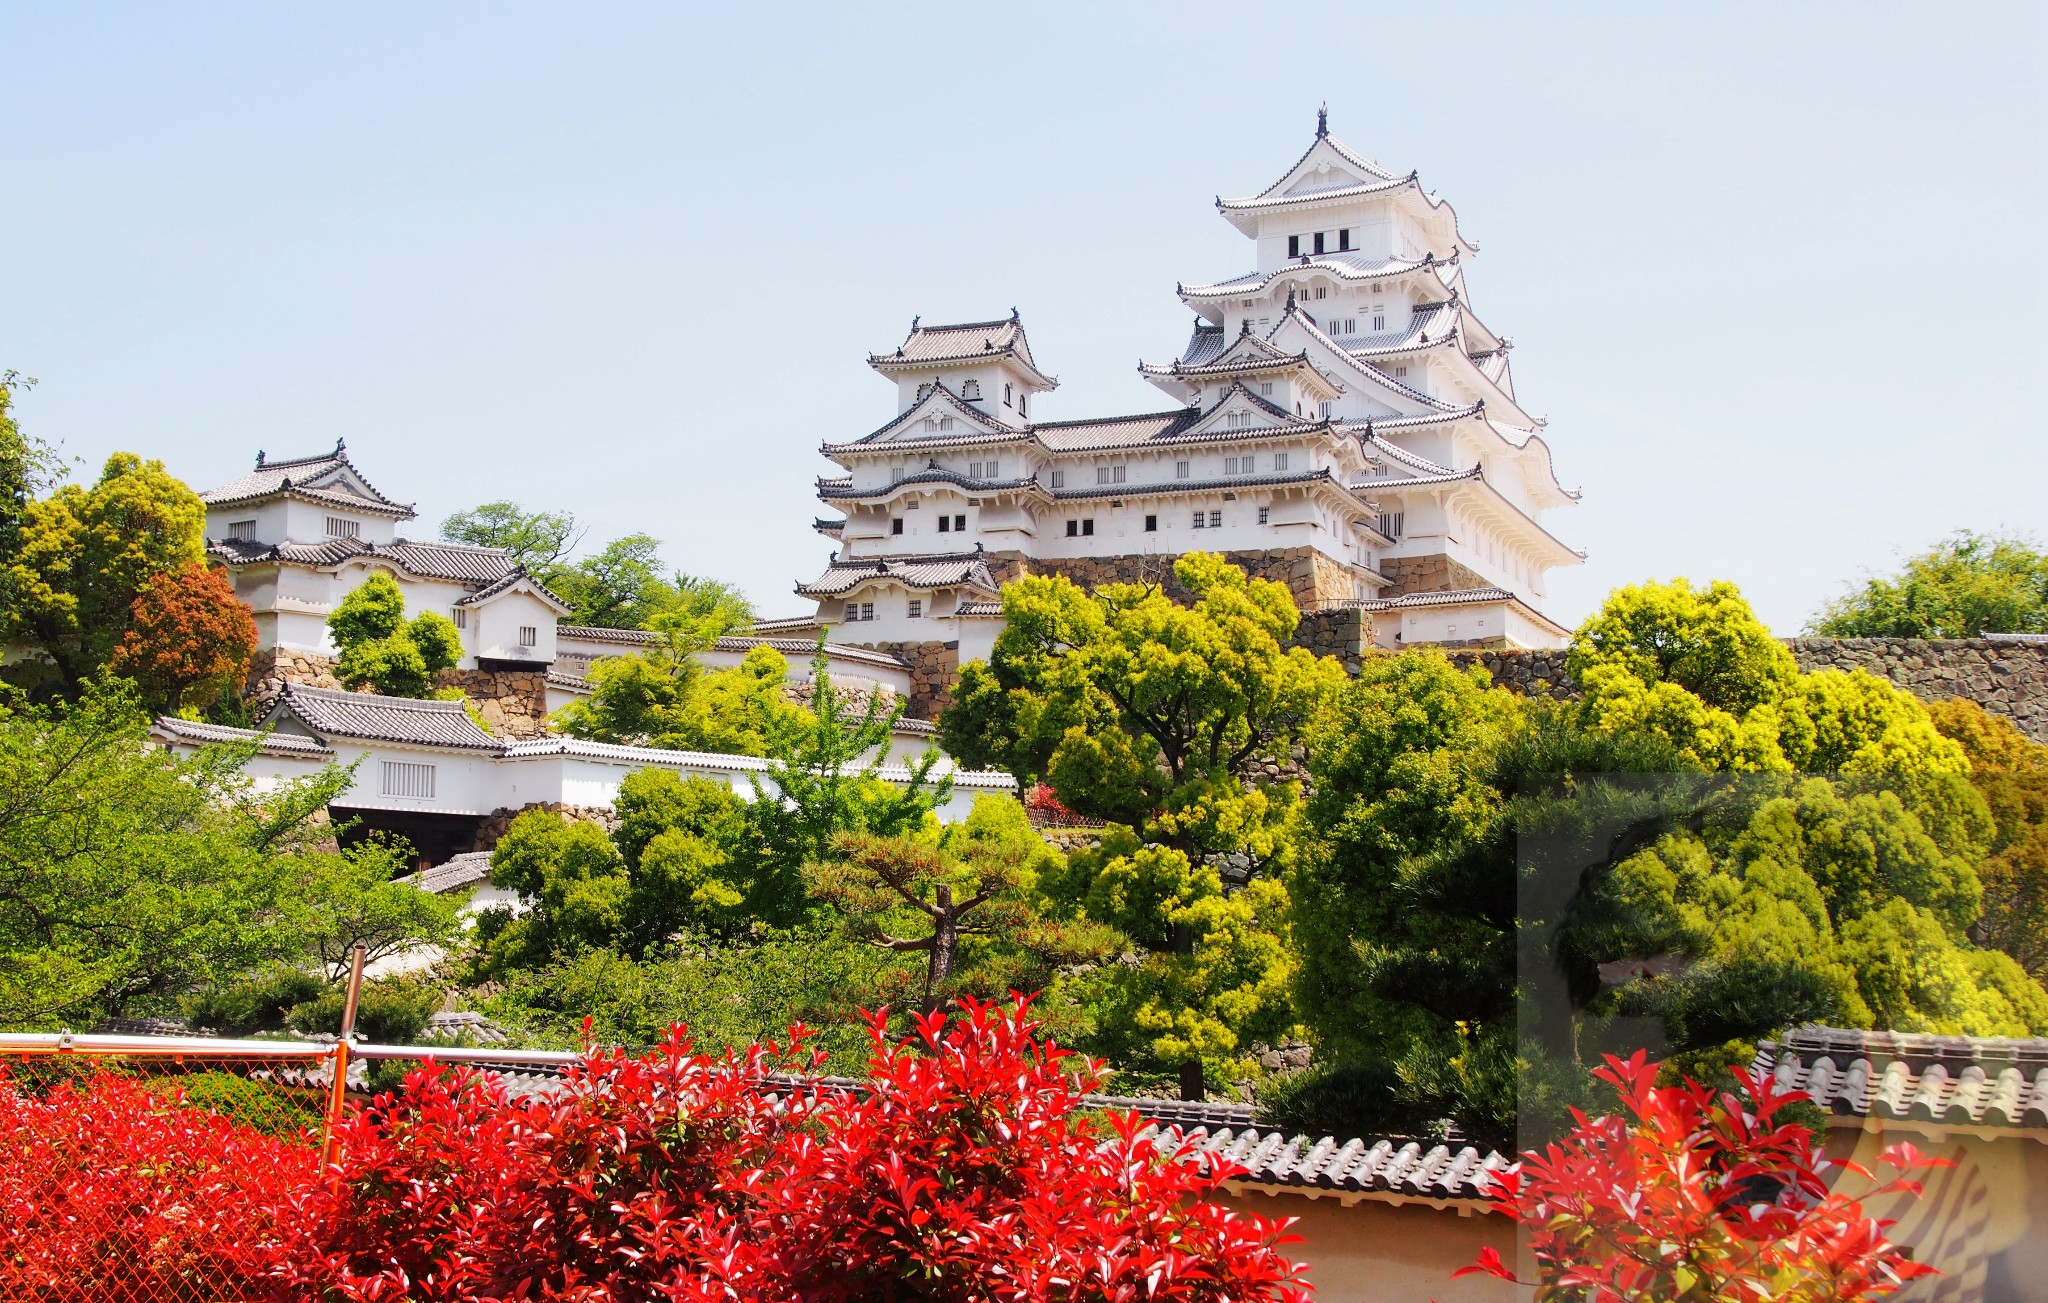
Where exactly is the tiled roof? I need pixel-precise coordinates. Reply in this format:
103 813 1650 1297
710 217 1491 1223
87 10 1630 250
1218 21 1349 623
1755 1026 2048 1131
797 552 999 599
270 684 502 751
1352 585 1514 612
1356 433 1457 477
954 599 1003 618
499 736 1017 791
551 628 914 673
751 615 825 636
1180 322 1228 367
395 851 495 895
1986 632 2048 645
815 517 845 535
454 565 574 612
555 624 662 647
1157 1124 1508 1203
1179 252 1443 300
842 382 1023 449
891 717 938 737
818 468 1044 503
1031 410 1201 452
868 313 1056 388
149 716 335 758
199 442 415 518
1088 1095 1257 1129
209 535 522 590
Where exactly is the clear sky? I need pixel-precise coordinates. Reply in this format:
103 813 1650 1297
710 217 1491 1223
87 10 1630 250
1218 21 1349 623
4 3 2043 632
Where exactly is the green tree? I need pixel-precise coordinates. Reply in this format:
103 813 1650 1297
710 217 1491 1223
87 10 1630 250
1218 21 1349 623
0 372 63 566
1 452 207 696
0 680 387 1028
296 837 463 980
327 573 463 698
552 636 803 756
1928 699 2048 981
439 501 582 575
1811 531 2048 637
942 553 1341 859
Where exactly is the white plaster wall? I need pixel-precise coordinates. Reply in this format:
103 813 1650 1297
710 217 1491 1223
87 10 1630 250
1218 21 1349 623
282 500 398 545
469 590 560 664
326 742 506 816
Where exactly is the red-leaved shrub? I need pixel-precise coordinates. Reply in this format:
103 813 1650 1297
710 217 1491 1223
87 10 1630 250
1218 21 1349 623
0 1068 316 1300
1460 1050 1945 1302
194 995 1299 1301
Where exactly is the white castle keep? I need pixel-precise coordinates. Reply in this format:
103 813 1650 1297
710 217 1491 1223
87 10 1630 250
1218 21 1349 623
791 113 1582 666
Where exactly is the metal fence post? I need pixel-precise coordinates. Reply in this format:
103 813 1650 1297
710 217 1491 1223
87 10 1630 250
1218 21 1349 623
320 943 368 1170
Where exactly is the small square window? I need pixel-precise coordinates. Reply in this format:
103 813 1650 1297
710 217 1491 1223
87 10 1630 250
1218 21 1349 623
1258 507 1271 525
452 607 467 630
986 459 1000 477
908 599 923 619
844 602 860 621
861 602 874 621
1393 366 1408 377
891 518 904 535
1339 228 1352 251
953 514 966 531
890 464 906 480
325 516 360 539
1208 510 1222 528
1314 286 1327 299
1050 470 1065 488
1274 453 1289 471
1144 514 1158 532
1081 519 1094 536
939 516 951 533
1174 460 1190 479
1066 520 1079 537
1192 511 1206 529
1374 315 1386 331
1287 235 1300 257
1260 381 1273 396
968 461 984 478
518 625 538 647
228 519 257 542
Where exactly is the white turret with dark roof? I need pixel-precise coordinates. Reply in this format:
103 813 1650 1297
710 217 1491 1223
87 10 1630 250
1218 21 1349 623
201 440 573 670
795 114 1581 670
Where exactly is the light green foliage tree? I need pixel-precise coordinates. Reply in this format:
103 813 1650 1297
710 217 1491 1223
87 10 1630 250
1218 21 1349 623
295 836 463 980
326 573 463 698
942 553 1342 860
1811 531 2048 637
0 680 447 1029
553 637 804 756
1043 824 1297 1090
439 501 582 574
1570 578 1969 775
0 373 64 567
0 450 206 696
1928 699 2048 982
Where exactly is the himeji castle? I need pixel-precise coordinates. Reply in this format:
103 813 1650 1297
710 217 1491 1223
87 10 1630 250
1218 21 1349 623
789 112 1582 681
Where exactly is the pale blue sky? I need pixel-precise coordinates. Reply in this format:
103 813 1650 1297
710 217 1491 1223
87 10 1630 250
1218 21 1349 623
4 4 2043 631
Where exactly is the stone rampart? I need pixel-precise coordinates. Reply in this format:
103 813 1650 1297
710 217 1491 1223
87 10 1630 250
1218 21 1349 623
834 639 957 721
1437 639 2048 741
1379 552 1489 597
988 546 1356 611
476 801 618 853
435 668 550 739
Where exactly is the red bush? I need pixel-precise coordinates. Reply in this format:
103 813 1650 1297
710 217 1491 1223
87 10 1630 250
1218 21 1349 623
0 998 1298 1300
1460 1051 1944 1302
0 1068 316 1300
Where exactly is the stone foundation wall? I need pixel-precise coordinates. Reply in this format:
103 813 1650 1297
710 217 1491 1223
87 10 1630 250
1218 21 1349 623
1294 608 1371 674
242 647 342 717
840 639 958 721
475 801 618 853
989 546 1356 611
435 668 550 739
1439 639 2048 741
1380 552 1490 597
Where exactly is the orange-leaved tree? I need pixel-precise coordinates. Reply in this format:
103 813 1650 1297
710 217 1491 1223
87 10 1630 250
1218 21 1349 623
108 562 257 713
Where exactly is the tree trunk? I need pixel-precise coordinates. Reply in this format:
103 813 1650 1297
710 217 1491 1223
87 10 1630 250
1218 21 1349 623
924 883 959 1010
1173 920 1203 1101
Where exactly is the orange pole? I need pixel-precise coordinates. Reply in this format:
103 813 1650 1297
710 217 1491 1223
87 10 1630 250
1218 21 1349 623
320 944 368 1171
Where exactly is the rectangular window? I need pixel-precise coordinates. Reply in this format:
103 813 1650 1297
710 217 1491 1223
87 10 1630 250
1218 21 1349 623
1174 460 1190 479
1258 507 1271 525
1312 231 1325 255
938 515 951 533
325 516 360 539
1208 510 1222 528
1192 511 1206 529
452 607 467 630
1274 453 1289 470
1377 511 1405 538
1066 520 1079 537
891 518 904 535
519 625 537 647
890 464 906 480
844 602 861 622
1225 456 1251 474
953 513 966 531
1144 514 1158 531
1081 519 1094 536
908 599 923 619
1259 381 1273 396
1393 366 1408 377
1287 235 1300 258
861 602 874 621
1095 465 1126 485
1373 314 1386 331
986 459 999 477
1339 228 1352 251
1050 470 1065 488
1314 286 1327 299
968 462 983 478
1018 394 1027 416
938 416 955 432
228 519 256 541
1004 383 1013 406
905 498 919 510
380 760 436 800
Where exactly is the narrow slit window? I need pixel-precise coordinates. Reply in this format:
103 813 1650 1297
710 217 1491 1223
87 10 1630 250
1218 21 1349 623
1274 452 1289 470
325 516 360 539
891 518 904 535
1258 507 1271 525
519 625 537 647
908 599 923 619
452 607 467 630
